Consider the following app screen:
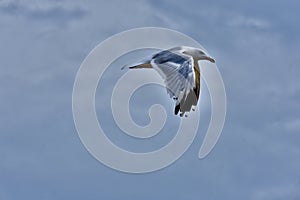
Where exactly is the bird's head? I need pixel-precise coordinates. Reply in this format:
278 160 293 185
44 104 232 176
182 47 215 63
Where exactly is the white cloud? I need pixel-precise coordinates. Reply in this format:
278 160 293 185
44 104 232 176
0 0 300 199
227 15 270 29
284 119 300 132
252 184 300 200
0 0 87 23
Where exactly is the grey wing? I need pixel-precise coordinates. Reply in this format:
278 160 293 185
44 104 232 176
151 56 196 115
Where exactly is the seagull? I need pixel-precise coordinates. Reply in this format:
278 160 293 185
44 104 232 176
122 46 215 117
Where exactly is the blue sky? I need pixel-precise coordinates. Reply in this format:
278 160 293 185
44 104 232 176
1 0 300 199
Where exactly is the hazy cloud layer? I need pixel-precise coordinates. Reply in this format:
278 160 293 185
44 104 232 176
0 0 86 22
0 0 299 199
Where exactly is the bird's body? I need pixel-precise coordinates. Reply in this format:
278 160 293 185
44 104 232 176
122 46 215 116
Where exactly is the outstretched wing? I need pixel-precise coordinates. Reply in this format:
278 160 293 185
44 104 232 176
151 50 199 116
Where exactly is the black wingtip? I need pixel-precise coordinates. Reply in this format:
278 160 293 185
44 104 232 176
174 104 180 115
122 65 137 70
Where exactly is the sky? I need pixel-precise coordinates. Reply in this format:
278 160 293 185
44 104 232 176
1 0 300 199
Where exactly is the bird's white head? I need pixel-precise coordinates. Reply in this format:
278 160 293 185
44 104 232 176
181 46 215 63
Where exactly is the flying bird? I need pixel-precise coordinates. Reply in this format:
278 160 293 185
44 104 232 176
122 46 215 117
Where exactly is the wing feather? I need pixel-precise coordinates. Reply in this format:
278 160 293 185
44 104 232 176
150 51 198 115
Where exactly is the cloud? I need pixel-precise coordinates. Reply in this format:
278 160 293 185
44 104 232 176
0 0 87 24
283 119 300 132
226 15 270 29
252 184 300 200
0 0 300 199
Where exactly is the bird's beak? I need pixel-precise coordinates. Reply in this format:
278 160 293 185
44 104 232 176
202 56 215 63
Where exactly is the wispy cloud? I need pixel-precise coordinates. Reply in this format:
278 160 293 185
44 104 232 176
0 0 87 23
227 15 270 29
252 184 300 200
0 0 300 199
